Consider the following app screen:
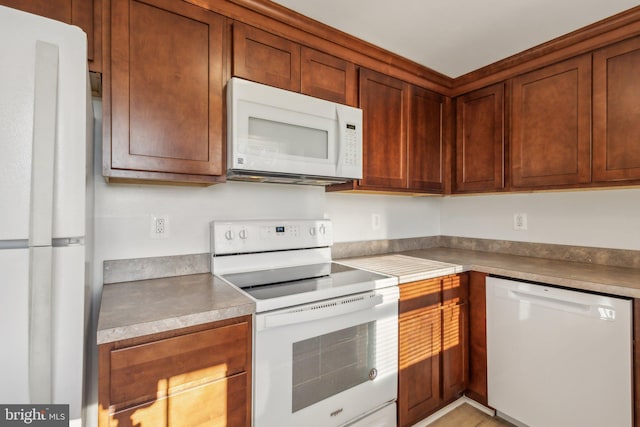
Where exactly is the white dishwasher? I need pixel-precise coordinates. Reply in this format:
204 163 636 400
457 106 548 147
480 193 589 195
486 276 632 427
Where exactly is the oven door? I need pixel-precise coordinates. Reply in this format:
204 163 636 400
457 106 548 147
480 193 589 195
253 286 399 427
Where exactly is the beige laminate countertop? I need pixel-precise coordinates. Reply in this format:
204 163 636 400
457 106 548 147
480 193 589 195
399 247 640 298
97 246 640 345
97 273 254 344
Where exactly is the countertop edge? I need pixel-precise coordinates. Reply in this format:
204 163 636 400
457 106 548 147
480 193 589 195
96 301 255 345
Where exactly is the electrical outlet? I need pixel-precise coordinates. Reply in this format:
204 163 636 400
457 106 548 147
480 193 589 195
513 213 528 230
151 215 170 238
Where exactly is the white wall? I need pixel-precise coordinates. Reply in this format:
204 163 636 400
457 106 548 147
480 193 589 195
85 99 440 425
440 190 640 250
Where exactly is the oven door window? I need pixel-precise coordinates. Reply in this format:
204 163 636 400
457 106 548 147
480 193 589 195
292 322 375 412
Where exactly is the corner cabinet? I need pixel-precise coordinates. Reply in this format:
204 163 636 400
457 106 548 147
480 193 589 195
398 274 468 427
510 55 591 189
103 0 226 184
98 316 252 427
455 83 505 193
330 68 445 194
593 36 640 183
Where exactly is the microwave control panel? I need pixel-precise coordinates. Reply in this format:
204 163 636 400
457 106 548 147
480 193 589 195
344 123 359 167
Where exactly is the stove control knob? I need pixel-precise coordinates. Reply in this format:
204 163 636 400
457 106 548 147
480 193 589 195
224 230 234 240
319 224 326 235
239 229 248 240
309 227 317 236
368 368 377 381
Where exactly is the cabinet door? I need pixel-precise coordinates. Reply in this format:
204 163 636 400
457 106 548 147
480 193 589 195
456 83 505 192
398 278 442 427
359 68 407 189
301 47 356 105
441 274 469 402
233 22 301 92
466 271 488 406
441 302 468 402
408 86 445 192
593 37 640 183
110 372 249 427
107 0 224 182
399 305 441 427
511 55 591 189
0 0 98 69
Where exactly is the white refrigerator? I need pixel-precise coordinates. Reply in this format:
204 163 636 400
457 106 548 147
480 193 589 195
0 5 92 426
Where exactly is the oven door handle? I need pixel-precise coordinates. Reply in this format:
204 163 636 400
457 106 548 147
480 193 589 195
260 293 384 329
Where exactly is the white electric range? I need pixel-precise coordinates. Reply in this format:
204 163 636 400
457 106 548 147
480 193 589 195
211 219 399 427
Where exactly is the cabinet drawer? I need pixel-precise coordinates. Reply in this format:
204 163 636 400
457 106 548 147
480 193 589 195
442 274 469 305
110 322 249 408
399 278 441 312
110 372 249 427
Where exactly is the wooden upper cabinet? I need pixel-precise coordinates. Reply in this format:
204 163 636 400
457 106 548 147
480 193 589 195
359 68 408 189
104 0 225 183
233 22 301 92
0 0 99 71
510 55 592 189
408 86 445 192
455 83 505 193
301 47 357 106
593 36 640 183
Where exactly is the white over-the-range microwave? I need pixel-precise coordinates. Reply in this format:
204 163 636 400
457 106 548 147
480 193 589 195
226 77 363 185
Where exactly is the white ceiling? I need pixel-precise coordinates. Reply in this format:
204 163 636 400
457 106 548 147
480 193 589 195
270 0 640 77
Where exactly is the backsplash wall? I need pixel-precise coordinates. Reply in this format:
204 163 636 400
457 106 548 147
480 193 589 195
440 189 640 251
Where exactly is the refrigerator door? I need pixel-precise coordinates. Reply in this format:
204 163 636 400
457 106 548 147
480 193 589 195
52 244 86 421
0 249 30 403
0 5 87 241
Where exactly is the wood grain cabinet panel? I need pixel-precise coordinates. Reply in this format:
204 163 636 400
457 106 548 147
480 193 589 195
455 83 505 192
105 0 225 183
466 271 489 406
233 22 301 92
110 373 248 427
593 36 640 183
99 317 252 427
301 47 356 106
510 55 591 189
0 0 99 70
359 68 408 189
441 274 469 403
398 278 442 427
398 274 469 427
408 86 445 192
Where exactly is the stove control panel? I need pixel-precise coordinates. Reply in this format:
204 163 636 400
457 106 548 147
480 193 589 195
211 219 332 255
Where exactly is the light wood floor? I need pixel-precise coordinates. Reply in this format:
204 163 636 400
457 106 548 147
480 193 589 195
424 403 515 427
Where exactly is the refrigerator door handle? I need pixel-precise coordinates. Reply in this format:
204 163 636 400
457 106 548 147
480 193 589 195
28 40 59 404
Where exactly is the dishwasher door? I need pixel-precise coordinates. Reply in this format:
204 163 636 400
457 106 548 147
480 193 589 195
486 276 632 427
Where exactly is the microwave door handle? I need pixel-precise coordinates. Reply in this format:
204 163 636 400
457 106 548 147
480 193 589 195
335 105 346 176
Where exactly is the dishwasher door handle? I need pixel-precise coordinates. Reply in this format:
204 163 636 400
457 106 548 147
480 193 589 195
510 289 614 319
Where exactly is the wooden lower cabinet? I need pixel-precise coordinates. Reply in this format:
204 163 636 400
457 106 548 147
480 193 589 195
99 316 252 427
398 274 468 427
466 271 489 406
